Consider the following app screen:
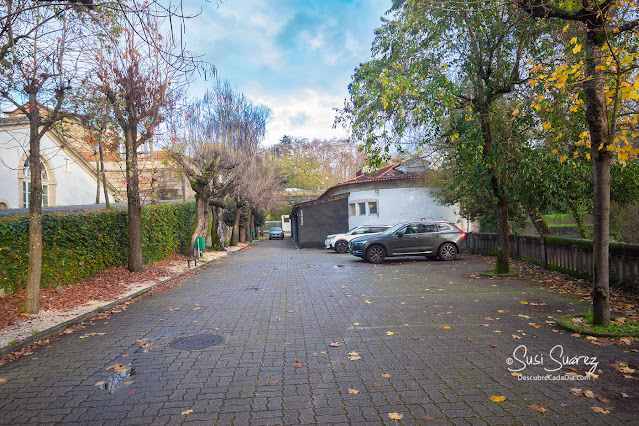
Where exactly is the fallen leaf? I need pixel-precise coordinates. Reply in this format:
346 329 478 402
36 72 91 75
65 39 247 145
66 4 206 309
124 380 134 385
268 379 278 385
349 355 361 361
382 373 391 378
591 406 610 414
520 301 528 305
622 393 629 398
586 336 598 341
353 322 360 326
529 404 547 413
192 307 200 311
494 330 502 333
467 338 474 342
489 344 497 348
94 381 106 387
511 372 522 377
292 358 307 368
512 335 522 339
348 388 359 394
528 323 541 328
442 326 450 329
122 354 130 358
480 324 491 327
329 342 342 347
105 364 128 373
584 390 596 399
181 409 193 415
386 331 395 335
596 395 611 404
490 396 506 402
388 412 403 420
364 300 371 304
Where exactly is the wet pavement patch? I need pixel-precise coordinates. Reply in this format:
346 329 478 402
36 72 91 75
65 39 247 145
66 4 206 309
169 334 224 350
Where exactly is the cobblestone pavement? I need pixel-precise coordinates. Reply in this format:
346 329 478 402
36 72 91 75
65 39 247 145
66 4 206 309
0 239 637 425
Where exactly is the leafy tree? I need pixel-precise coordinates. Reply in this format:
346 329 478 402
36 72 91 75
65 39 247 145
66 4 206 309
340 0 546 273
518 0 639 325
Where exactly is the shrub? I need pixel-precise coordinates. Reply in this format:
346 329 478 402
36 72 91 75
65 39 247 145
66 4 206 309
0 201 195 294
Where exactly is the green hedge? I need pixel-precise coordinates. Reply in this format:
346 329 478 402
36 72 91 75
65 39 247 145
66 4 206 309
0 201 196 294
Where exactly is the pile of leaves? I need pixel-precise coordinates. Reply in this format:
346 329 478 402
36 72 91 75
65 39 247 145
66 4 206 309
0 253 185 329
495 256 639 319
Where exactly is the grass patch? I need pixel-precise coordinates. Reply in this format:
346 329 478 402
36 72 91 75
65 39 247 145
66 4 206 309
558 311 639 336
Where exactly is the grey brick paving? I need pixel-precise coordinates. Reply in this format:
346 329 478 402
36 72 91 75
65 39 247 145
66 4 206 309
0 239 638 425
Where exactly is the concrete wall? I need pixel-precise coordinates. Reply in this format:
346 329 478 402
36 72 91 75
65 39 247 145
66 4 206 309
347 187 472 231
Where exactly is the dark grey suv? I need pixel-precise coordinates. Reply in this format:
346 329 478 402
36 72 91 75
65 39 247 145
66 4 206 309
348 221 466 264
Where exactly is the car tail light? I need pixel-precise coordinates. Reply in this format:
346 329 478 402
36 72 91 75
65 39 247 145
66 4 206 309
455 225 466 239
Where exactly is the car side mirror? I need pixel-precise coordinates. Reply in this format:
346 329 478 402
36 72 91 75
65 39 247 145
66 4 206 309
397 232 404 238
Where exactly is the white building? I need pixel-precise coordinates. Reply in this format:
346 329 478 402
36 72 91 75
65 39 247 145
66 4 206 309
321 159 471 232
0 116 114 209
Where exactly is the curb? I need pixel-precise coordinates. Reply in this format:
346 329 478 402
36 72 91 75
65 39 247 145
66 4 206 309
0 245 252 358
555 314 639 338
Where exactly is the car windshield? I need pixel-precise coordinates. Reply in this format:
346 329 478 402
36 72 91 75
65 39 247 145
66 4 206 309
346 227 360 235
383 223 408 235
270 227 282 232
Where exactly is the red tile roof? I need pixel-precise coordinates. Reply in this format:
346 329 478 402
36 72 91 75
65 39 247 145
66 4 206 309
319 162 421 198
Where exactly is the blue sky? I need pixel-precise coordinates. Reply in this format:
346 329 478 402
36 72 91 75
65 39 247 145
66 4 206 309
184 0 391 145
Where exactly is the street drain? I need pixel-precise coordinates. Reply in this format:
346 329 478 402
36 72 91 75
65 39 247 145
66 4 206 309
169 334 224 350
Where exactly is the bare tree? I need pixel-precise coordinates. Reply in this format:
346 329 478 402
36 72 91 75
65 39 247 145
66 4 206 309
0 1 107 313
86 9 206 272
166 80 271 251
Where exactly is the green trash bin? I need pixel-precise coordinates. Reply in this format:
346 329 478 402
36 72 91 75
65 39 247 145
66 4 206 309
195 237 205 250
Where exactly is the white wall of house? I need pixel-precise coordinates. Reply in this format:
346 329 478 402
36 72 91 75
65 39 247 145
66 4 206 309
347 187 472 231
0 127 106 209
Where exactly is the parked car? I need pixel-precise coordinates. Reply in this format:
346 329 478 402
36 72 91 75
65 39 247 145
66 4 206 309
349 221 465 264
268 227 284 240
325 225 389 253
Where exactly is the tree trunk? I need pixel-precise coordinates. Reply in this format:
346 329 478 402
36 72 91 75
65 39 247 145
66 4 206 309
189 194 210 255
231 202 241 246
25 110 43 314
239 225 247 243
527 207 552 235
216 207 225 250
479 104 510 274
99 139 110 208
95 150 100 204
570 205 590 239
126 129 144 273
495 197 511 274
584 31 611 326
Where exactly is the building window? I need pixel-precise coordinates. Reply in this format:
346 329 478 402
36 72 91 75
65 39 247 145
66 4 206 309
20 157 50 208
358 202 366 216
349 203 356 216
368 201 378 215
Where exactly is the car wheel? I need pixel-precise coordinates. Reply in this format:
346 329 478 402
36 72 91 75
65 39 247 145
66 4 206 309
366 245 385 264
438 243 457 261
269 237 272 240
335 240 349 253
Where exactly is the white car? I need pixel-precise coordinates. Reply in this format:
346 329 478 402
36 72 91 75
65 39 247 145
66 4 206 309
325 225 389 253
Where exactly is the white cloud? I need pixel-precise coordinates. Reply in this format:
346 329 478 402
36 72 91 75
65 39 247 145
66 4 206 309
252 90 350 146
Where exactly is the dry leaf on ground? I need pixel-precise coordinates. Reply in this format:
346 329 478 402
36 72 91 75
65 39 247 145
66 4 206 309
348 388 359 394
490 396 506 402
388 412 404 420
591 406 610 414
528 404 547 413
181 409 193 415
